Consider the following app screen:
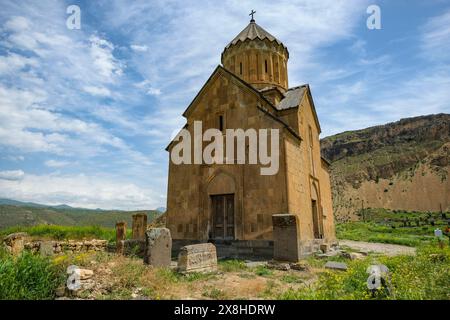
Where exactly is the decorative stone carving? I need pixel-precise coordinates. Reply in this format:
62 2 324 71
177 243 218 273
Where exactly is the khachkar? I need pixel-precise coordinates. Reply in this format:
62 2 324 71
132 213 147 240
115 221 126 254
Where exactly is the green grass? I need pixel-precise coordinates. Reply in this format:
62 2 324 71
281 274 304 284
218 259 247 272
0 249 65 299
155 267 217 283
337 221 441 247
0 224 131 243
337 207 448 246
278 244 450 300
254 265 273 277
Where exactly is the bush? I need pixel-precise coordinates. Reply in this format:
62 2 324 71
278 245 450 300
0 250 64 299
218 259 247 272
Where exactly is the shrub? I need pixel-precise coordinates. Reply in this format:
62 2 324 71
0 250 64 299
278 245 450 300
254 265 273 277
218 259 247 272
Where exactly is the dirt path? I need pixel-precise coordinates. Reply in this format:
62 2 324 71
339 240 416 256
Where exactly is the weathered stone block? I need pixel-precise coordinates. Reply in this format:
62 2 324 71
144 228 172 267
177 243 218 273
3 232 28 255
272 214 299 262
324 261 348 271
40 241 54 256
132 213 147 240
123 239 146 257
116 221 127 254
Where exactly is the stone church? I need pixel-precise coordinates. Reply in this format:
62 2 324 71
166 17 336 257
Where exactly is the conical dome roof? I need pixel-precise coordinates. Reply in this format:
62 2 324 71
224 20 287 51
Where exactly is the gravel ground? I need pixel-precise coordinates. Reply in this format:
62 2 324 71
339 240 416 256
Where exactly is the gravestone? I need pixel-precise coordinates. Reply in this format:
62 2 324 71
132 213 147 240
3 232 28 255
177 243 217 273
115 221 127 254
272 214 299 262
144 228 171 267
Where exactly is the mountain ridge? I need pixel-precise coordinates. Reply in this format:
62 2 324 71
321 113 450 222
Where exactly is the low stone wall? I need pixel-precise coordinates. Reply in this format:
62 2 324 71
172 239 274 260
120 239 146 257
24 239 108 254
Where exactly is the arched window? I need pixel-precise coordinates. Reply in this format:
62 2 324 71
264 60 268 73
239 62 243 75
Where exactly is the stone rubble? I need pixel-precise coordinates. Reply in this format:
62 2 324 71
324 261 348 271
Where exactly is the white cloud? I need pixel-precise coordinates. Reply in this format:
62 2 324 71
89 35 124 81
44 160 72 168
130 44 148 52
83 85 111 97
146 87 161 96
0 170 25 181
2 155 25 161
4 16 30 31
0 172 161 210
421 9 450 61
0 53 38 74
135 79 162 96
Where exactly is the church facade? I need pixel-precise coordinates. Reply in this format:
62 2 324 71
166 18 336 256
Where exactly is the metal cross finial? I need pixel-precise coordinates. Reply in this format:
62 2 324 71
249 10 256 22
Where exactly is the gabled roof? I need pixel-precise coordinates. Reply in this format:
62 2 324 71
168 65 302 152
183 65 280 118
275 84 322 134
277 85 307 110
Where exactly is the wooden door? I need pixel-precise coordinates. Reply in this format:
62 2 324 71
211 194 235 240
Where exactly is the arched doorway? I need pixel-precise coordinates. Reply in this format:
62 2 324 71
207 171 236 240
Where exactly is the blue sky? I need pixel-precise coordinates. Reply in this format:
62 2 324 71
0 0 449 209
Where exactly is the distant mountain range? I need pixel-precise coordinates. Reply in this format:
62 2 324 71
0 198 164 212
0 198 163 229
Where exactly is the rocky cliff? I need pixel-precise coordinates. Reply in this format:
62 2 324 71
321 114 450 222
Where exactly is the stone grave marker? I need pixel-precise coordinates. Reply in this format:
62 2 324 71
115 221 127 254
144 228 172 267
177 243 218 273
272 214 299 261
132 213 147 240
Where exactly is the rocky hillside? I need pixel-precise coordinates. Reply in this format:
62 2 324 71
321 114 450 222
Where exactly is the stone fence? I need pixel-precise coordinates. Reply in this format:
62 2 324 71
1 232 108 256
25 239 108 254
